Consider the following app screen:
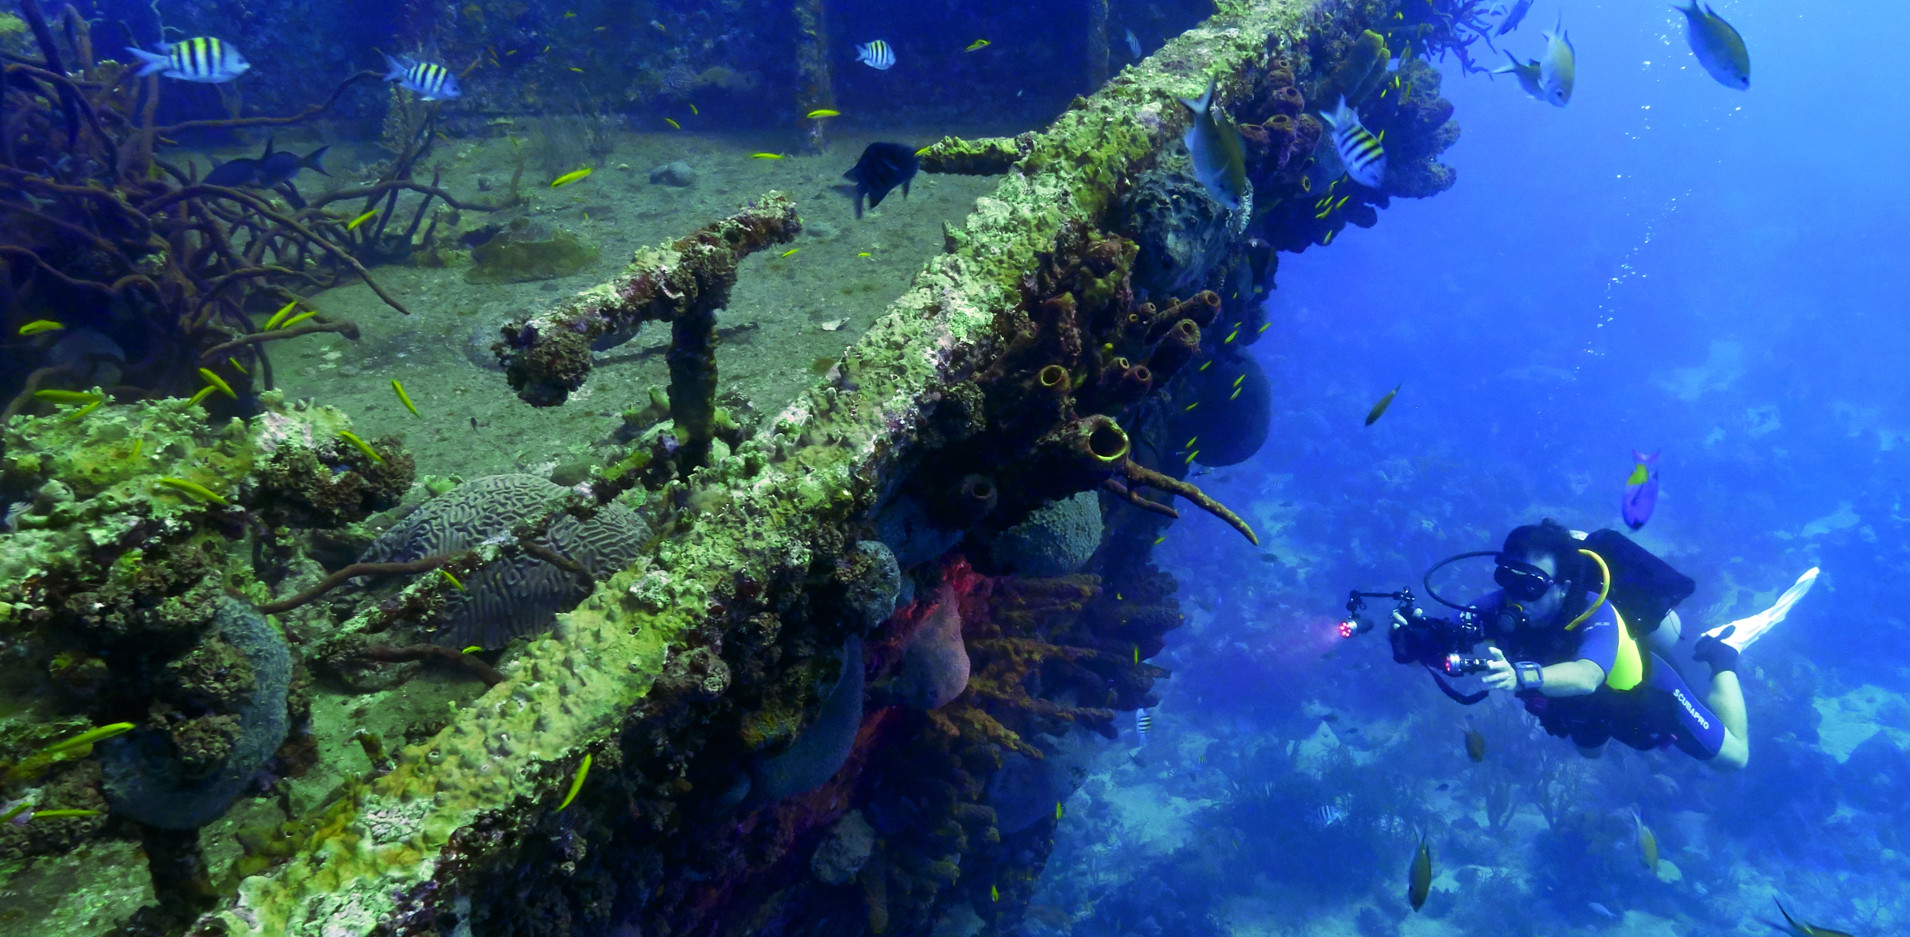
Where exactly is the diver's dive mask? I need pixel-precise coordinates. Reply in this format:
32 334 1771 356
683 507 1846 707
1491 557 1555 601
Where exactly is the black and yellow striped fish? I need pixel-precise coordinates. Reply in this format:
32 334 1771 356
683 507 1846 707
1321 96 1386 188
855 40 895 70
383 55 462 100
126 37 251 83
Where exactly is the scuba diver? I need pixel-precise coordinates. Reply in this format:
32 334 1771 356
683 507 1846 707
1343 519 1817 770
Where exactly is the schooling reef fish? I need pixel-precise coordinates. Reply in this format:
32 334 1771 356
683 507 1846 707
1673 1 1750 89
1773 900 1855 937
1463 724 1486 762
384 55 462 100
1496 0 1535 36
855 40 895 70
1125 28 1143 59
126 37 250 83
1631 808 1660 874
1407 834 1432 911
1493 52 1546 102
1321 97 1385 188
1178 78 1248 211
843 142 918 219
1364 382 1401 426
1538 15 1576 106
1622 450 1659 530
204 139 330 188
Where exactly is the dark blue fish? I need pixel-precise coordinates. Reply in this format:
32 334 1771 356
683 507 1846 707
1622 450 1659 530
843 142 919 219
1496 0 1535 36
204 139 329 188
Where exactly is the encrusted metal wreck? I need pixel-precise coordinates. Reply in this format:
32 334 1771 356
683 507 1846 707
0 0 1467 933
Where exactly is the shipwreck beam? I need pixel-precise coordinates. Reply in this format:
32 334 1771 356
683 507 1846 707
198 0 1456 933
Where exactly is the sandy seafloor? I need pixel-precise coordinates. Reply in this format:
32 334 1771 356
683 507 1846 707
217 126 1002 483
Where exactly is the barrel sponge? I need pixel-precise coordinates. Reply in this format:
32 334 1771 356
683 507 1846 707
842 540 903 632
358 474 649 648
102 598 290 830
810 809 877 884
751 635 864 802
987 727 1101 834
990 490 1103 577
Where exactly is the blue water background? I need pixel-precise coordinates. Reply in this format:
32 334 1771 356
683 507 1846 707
1130 0 1909 930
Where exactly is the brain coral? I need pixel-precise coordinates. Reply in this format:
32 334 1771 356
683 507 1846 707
358 474 649 647
990 490 1103 577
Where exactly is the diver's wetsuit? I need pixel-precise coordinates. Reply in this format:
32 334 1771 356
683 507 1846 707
1475 590 1728 760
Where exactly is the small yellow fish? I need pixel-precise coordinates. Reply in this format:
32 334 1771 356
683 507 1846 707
805 108 841 119
129 438 142 460
780 248 799 258
1184 402 1198 412
1055 801 1064 820
32 389 102 405
280 311 319 330
550 166 593 187
392 379 419 416
965 39 991 52
990 884 1000 902
18 319 64 335
461 645 483 654
1408 834 1432 910
156 477 228 505
664 117 681 130
1365 382 1401 426
1152 535 1164 545
1133 645 1140 663
186 386 215 407
439 568 466 591
347 209 378 230
338 430 384 465
569 66 584 73
750 152 784 159
558 752 592 811
44 722 135 753
28 809 103 820
228 357 247 375
1183 449 1199 465
197 367 236 399
1322 228 1338 245
856 251 873 258
1198 360 1213 371
563 10 575 17
689 102 698 115
1632 809 1659 874
65 400 101 421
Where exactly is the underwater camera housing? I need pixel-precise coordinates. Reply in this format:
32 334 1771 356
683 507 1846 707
1340 588 1488 676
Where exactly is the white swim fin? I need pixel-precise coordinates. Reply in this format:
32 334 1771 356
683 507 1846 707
1705 567 1818 651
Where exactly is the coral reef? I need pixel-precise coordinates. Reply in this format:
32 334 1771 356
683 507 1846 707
101 598 290 830
15 3 1460 934
355 474 650 648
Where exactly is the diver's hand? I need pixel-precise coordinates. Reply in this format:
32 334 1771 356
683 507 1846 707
1482 646 1518 692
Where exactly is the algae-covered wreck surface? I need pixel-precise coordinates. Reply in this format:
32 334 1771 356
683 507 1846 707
0 0 1467 933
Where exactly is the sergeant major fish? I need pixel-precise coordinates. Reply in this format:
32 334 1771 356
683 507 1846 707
1178 78 1249 212
855 40 895 70
1538 15 1576 106
1321 97 1385 188
384 55 461 100
1673 1 1750 89
126 37 251 82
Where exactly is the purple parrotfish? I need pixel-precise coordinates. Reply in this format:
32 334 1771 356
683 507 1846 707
1622 450 1659 530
